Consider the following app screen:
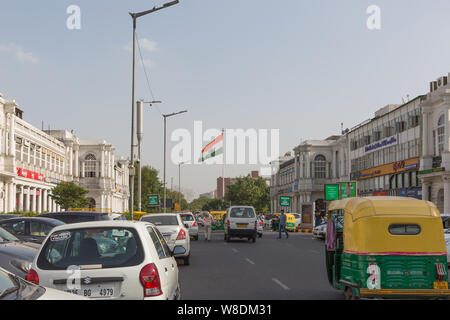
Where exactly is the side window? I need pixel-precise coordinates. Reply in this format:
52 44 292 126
153 227 172 258
2 221 25 236
147 227 169 259
389 224 421 235
30 222 45 236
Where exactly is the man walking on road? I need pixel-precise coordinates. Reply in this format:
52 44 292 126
278 210 289 239
203 212 213 241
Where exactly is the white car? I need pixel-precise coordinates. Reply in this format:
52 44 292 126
26 221 185 300
0 266 87 300
257 217 264 238
141 214 191 265
291 213 301 229
444 229 450 266
224 206 258 243
313 224 327 240
179 212 199 241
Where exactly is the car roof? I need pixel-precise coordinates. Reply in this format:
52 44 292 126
48 220 153 232
40 211 109 216
142 213 179 218
0 217 64 225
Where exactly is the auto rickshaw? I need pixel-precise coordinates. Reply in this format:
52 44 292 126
285 214 296 232
211 211 227 230
325 196 450 300
271 213 281 231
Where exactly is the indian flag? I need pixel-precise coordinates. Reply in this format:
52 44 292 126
199 132 224 162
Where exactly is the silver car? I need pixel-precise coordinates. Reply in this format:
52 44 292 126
179 212 199 241
141 214 191 265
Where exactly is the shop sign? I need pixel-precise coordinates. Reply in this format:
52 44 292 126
280 196 291 207
16 168 44 182
399 188 422 200
419 167 445 175
351 158 419 180
365 136 397 154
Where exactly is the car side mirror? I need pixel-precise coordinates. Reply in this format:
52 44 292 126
172 245 186 256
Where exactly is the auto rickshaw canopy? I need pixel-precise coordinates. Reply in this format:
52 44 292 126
327 197 446 255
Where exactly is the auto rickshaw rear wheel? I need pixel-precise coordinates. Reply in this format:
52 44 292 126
344 287 357 300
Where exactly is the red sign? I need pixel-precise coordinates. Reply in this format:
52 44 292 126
16 168 44 182
372 191 388 196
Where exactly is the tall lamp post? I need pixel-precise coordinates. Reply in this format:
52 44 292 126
178 161 190 211
163 110 188 213
128 0 179 220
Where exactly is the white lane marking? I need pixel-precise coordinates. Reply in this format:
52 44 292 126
272 278 290 291
246 258 255 265
232 248 238 253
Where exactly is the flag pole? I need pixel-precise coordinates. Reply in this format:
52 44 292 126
222 128 225 201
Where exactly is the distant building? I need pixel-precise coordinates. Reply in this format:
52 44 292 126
199 190 217 199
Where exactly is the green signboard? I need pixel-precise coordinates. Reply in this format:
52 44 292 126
340 182 357 199
148 195 160 207
280 196 291 207
324 184 340 201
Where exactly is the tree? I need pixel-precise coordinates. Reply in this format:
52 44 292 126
50 182 89 211
224 175 270 213
133 165 163 212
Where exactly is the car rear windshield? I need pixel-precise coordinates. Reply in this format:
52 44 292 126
37 227 144 270
0 227 19 242
230 208 255 218
180 214 194 222
141 216 179 226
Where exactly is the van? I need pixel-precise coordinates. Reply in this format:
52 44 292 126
224 206 257 243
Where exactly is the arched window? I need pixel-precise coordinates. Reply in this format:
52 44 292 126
85 154 97 178
437 115 445 156
314 155 327 179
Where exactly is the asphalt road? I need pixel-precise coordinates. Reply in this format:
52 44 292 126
178 229 343 300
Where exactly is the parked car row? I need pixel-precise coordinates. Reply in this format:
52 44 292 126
0 210 201 300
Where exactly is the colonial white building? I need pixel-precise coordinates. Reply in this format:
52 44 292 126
270 136 350 228
0 93 129 214
420 74 450 213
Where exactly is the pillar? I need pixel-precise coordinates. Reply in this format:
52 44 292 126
31 188 36 212
101 149 105 178
43 189 48 212
19 186 24 212
37 189 42 213
24 187 30 212
444 177 450 214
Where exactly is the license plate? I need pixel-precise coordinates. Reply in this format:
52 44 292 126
65 284 118 298
434 282 448 290
237 224 248 228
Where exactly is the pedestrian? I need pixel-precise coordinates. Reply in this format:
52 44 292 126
203 212 213 241
278 210 289 239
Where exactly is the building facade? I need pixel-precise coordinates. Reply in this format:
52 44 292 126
271 136 350 227
420 74 450 213
0 93 129 214
348 99 422 200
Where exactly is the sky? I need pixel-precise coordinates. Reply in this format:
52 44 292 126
1 0 450 201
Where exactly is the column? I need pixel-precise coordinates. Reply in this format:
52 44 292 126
74 147 79 177
422 109 431 158
69 146 73 176
332 150 337 179
101 149 105 178
81 162 85 178
9 114 15 157
19 186 24 212
444 177 450 214
43 189 48 212
24 187 30 212
294 155 298 181
37 189 42 213
31 188 36 212
299 154 304 179
306 153 311 179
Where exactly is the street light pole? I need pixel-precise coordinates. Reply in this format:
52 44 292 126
163 110 188 213
128 0 179 221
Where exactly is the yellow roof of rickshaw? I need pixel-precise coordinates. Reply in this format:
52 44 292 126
340 197 439 221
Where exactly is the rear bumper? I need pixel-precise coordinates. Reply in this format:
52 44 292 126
359 288 450 298
227 228 256 238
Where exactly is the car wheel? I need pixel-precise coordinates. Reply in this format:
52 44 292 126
344 287 358 300
252 236 256 243
194 235 199 241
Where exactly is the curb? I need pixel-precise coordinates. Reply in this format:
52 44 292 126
298 229 313 233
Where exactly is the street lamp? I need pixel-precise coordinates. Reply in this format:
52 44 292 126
136 100 162 212
128 1 179 221
163 110 188 213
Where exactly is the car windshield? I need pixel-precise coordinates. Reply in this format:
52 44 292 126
37 227 144 270
0 227 19 242
230 208 255 218
142 216 179 226
180 215 194 222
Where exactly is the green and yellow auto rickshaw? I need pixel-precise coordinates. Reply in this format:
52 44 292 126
325 196 450 300
211 211 227 231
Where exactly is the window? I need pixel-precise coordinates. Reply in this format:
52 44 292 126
37 227 144 270
230 207 256 218
389 224 421 235
85 154 97 178
1 221 25 236
30 221 62 237
147 227 169 259
141 215 179 226
437 115 445 156
23 146 29 163
314 155 327 179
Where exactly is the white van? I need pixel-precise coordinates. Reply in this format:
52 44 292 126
224 206 257 243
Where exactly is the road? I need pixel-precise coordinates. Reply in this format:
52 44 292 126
178 229 343 300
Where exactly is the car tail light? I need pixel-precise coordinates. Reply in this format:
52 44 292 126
227 220 230 227
259 222 263 226
193 221 197 227
435 263 446 282
255 221 257 229
140 264 162 297
26 269 39 285
177 229 186 240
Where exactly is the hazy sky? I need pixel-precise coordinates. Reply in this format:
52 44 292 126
2 0 450 201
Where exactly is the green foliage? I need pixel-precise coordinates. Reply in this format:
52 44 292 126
50 182 90 211
188 197 225 211
224 175 270 213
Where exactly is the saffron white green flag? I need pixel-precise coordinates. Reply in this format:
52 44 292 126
199 133 224 162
